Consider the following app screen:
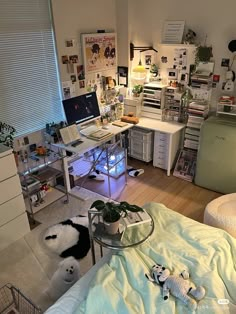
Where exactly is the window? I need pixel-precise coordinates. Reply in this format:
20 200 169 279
0 0 64 136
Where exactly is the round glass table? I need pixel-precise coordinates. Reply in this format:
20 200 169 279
88 209 154 264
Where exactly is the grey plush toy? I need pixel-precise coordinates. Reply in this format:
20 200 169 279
145 264 205 311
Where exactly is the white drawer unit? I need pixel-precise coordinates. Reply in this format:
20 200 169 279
163 87 183 122
128 127 154 162
0 144 30 252
142 83 167 120
153 130 182 171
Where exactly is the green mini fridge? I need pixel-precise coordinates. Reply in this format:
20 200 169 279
195 115 236 194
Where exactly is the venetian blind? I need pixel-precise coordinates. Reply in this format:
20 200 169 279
0 0 64 136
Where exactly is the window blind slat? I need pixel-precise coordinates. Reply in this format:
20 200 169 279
0 0 64 136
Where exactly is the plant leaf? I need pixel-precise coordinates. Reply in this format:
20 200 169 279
90 200 105 210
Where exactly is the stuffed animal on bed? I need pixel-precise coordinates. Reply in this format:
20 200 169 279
145 264 205 311
43 215 90 260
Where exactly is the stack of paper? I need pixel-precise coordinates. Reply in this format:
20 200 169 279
87 129 113 141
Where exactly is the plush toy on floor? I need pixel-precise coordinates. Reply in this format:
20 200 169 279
145 264 205 311
43 215 90 260
46 256 80 300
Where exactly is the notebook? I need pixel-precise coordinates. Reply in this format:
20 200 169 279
112 121 128 127
87 129 113 141
59 124 81 145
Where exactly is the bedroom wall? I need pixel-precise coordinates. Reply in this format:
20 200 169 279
51 0 117 97
127 0 236 107
51 0 236 108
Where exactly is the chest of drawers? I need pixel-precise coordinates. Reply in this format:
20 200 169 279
0 144 30 251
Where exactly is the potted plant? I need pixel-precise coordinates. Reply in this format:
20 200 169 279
132 84 143 97
90 200 143 235
0 122 16 150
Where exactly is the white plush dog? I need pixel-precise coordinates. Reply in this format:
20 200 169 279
47 256 80 300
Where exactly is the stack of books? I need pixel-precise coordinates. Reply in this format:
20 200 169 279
184 115 204 150
188 100 209 117
190 72 212 89
87 129 113 141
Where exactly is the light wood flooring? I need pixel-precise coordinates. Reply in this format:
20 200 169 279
75 158 222 223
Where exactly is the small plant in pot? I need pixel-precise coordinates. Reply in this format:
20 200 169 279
132 84 143 97
90 200 143 235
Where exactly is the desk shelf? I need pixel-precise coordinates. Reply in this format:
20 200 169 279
18 148 68 219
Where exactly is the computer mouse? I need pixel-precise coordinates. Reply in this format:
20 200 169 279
102 125 109 130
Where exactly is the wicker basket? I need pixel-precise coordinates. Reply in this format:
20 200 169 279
0 284 42 314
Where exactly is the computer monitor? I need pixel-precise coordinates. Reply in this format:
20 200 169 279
62 92 101 126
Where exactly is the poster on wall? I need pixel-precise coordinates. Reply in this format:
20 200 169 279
81 33 117 74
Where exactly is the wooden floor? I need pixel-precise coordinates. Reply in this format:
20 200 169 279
76 158 222 223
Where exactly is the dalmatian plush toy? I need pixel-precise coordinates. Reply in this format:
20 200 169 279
145 264 205 311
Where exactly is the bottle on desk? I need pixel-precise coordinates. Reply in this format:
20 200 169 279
179 88 192 123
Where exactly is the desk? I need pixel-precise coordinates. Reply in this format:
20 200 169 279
53 118 185 200
134 118 185 176
53 123 133 200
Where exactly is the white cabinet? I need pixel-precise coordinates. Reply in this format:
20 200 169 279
128 127 154 162
0 144 30 252
153 130 182 171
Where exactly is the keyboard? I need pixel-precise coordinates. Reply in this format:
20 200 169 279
80 125 99 137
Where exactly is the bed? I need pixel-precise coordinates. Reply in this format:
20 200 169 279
45 202 236 314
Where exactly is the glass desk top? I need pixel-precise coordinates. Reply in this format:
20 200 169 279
88 210 154 250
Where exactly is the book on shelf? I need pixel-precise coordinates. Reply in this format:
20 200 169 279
59 124 81 145
185 133 199 141
184 139 199 150
185 127 201 136
189 101 208 110
188 108 208 117
186 122 202 129
87 129 113 141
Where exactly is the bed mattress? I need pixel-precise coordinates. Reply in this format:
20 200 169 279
45 202 236 314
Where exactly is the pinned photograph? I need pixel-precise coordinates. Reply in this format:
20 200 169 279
213 74 220 83
63 87 70 99
79 80 85 88
65 39 75 47
221 58 230 67
77 65 85 80
62 55 69 64
69 55 78 63
145 55 152 65
70 75 76 83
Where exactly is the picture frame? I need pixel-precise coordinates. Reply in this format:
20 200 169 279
162 20 185 44
81 32 117 74
117 66 128 87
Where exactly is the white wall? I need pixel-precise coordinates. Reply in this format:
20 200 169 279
51 0 117 97
127 0 236 107
51 0 236 108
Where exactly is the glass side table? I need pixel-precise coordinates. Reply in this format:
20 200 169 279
88 209 154 264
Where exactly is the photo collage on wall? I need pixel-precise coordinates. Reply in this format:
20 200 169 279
61 38 86 99
61 33 117 99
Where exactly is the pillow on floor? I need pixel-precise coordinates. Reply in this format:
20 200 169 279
43 215 90 260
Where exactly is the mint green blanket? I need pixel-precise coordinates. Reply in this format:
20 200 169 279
75 203 236 313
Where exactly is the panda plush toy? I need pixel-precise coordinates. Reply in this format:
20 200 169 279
43 215 90 260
